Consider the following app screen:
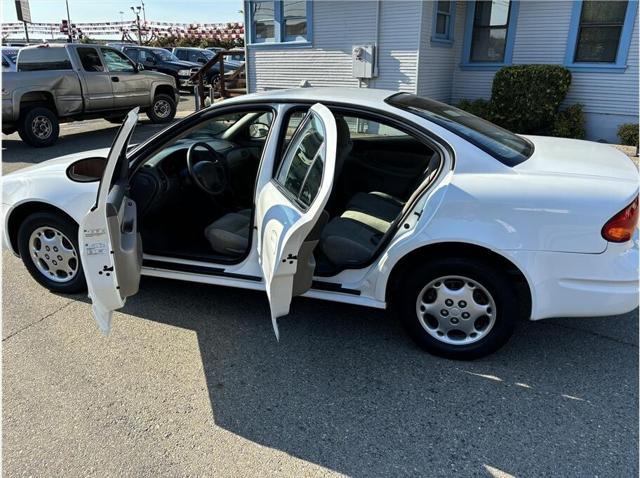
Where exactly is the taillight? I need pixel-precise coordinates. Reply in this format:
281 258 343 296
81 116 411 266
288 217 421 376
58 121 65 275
602 196 639 243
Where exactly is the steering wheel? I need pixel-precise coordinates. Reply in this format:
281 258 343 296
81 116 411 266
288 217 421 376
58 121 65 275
186 141 228 195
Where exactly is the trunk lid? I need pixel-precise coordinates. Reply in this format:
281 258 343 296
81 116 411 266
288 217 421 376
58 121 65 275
517 136 638 180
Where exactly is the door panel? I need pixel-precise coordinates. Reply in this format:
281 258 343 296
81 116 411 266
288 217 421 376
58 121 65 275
79 108 142 334
255 103 337 339
76 46 114 111
101 48 149 108
346 136 432 199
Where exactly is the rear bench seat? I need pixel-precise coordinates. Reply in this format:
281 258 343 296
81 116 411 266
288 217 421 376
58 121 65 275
320 154 441 267
320 192 404 266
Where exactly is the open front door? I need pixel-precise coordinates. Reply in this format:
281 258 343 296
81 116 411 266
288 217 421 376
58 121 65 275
255 103 337 339
79 108 142 334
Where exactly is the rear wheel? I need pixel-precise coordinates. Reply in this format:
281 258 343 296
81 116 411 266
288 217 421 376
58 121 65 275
17 106 60 147
17 212 86 294
396 257 519 360
146 93 176 123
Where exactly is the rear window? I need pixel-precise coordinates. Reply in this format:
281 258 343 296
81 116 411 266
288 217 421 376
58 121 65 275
17 46 72 71
386 93 533 166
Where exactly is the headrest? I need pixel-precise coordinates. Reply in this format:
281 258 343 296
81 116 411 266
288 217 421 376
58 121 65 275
334 115 352 148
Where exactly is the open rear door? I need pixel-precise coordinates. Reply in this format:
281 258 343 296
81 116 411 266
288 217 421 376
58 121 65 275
79 108 142 334
255 103 337 339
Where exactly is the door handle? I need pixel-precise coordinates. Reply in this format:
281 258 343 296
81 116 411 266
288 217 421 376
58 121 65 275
111 76 120 82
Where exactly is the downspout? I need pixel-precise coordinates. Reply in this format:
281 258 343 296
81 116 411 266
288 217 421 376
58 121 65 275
243 1 253 93
372 0 381 87
361 0 380 89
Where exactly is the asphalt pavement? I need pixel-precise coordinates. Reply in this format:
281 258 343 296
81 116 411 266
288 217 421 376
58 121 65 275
2 95 638 477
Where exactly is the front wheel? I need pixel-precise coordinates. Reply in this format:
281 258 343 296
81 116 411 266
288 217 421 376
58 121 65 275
396 257 519 360
17 106 60 147
17 212 87 294
146 93 176 123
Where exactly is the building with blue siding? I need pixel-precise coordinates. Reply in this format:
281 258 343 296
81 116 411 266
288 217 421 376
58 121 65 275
244 0 639 143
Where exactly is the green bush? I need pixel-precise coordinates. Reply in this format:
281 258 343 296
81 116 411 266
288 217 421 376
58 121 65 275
456 99 493 121
551 104 586 139
491 65 572 134
617 123 639 147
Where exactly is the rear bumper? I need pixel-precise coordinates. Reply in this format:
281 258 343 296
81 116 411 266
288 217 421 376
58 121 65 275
505 241 639 320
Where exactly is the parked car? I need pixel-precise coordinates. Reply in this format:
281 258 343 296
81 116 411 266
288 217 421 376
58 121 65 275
206 47 245 65
2 88 638 359
116 45 200 91
2 44 178 147
2 47 19 72
172 46 239 86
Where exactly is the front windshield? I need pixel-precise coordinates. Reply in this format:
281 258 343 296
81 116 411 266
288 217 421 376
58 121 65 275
201 49 215 59
152 49 179 62
387 93 533 166
138 110 274 164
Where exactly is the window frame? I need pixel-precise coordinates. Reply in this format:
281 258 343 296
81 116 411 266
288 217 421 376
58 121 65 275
245 0 313 48
100 47 135 73
274 111 326 211
77 46 106 73
460 0 520 70
431 1 456 46
564 0 638 73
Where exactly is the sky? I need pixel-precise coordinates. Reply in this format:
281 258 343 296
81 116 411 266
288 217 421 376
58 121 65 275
1 0 244 24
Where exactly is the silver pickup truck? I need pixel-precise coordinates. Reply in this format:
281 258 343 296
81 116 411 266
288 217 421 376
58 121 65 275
2 43 179 146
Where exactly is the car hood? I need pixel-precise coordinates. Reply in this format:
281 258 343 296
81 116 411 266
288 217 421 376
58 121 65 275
517 135 638 181
165 60 200 69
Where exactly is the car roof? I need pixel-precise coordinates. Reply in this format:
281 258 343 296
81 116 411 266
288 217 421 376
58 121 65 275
230 87 396 107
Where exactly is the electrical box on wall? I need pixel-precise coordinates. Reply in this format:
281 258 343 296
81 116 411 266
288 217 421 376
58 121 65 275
352 44 376 79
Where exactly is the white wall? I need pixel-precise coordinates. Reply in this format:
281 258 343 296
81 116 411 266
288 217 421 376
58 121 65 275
448 1 639 142
246 1 421 93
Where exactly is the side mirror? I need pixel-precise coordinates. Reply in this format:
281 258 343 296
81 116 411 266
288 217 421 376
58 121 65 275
137 63 144 70
249 123 270 140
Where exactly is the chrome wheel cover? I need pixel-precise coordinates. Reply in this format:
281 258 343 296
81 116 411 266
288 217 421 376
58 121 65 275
153 99 171 118
29 226 78 283
31 115 53 139
416 275 497 345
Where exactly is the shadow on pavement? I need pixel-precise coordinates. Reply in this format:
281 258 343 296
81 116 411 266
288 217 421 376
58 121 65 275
69 275 638 477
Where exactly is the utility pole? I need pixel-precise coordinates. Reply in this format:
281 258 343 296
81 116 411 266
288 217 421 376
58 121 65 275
65 0 73 42
23 22 29 43
130 6 142 45
141 0 146 23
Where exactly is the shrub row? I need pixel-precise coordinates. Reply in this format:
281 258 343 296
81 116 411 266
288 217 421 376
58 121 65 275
617 123 639 147
457 64 585 139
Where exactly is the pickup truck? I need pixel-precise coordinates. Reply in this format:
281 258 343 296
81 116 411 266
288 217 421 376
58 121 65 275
2 43 179 147
117 45 201 91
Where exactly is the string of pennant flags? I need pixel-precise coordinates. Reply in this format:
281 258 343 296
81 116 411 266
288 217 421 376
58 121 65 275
2 20 244 40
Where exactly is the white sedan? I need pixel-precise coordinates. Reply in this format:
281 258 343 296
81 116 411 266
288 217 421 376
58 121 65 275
2 88 638 359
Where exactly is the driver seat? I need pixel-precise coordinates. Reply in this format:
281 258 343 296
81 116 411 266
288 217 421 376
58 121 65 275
204 209 251 256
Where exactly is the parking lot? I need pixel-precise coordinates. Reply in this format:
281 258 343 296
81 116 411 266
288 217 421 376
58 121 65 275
2 96 638 477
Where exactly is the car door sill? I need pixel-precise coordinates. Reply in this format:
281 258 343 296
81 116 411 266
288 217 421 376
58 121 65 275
142 258 262 282
141 257 365 297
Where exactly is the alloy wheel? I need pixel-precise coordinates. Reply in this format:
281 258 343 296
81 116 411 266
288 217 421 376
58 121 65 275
29 226 79 283
415 275 497 345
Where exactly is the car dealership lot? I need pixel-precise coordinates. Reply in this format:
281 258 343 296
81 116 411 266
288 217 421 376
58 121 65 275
2 108 639 477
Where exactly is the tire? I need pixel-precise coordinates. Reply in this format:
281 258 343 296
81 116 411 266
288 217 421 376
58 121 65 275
147 93 176 123
17 106 60 147
395 257 519 360
17 212 87 294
